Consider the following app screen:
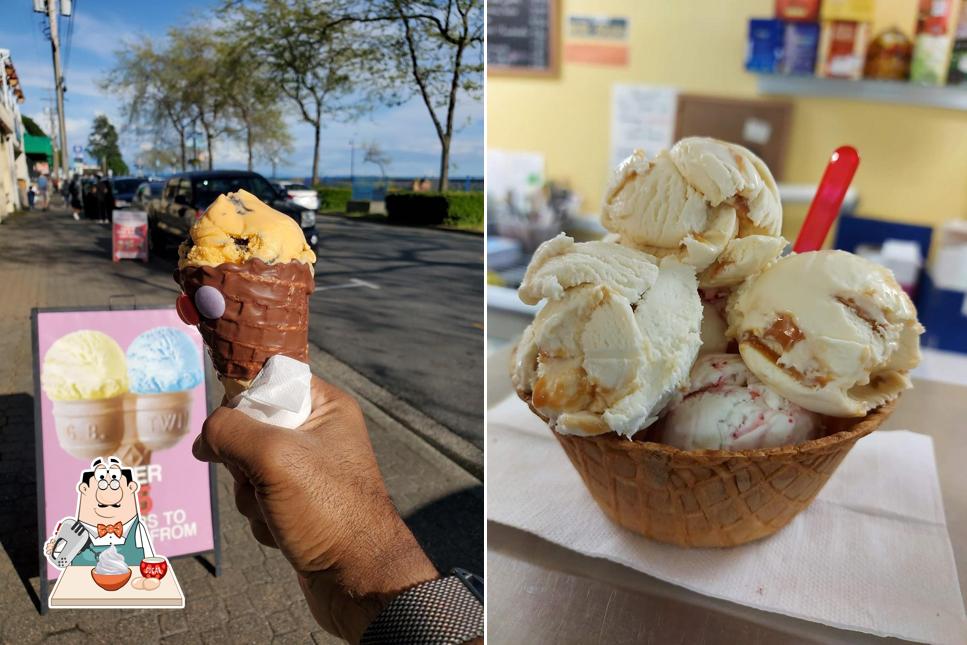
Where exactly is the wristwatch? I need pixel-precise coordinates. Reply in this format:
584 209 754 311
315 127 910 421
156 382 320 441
359 568 484 644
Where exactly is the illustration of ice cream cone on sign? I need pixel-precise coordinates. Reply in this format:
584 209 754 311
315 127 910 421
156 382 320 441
174 189 315 404
121 327 204 513
42 331 129 460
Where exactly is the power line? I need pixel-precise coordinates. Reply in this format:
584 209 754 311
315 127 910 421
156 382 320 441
63 0 76 72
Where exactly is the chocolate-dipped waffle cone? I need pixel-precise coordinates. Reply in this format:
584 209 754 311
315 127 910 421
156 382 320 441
524 397 896 548
218 376 252 404
176 258 314 387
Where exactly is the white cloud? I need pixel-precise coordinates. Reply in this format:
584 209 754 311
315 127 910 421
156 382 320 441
66 11 142 60
14 57 107 100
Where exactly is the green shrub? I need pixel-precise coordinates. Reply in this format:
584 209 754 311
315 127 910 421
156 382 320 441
385 191 483 229
441 191 484 229
317 187 352 212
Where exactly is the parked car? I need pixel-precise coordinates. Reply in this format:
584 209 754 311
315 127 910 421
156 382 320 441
147 170 319 255
111 176 148 208
277 181 319 211
133 180 166 211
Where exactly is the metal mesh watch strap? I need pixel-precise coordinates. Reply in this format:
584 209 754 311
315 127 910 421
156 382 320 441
359 574 484 644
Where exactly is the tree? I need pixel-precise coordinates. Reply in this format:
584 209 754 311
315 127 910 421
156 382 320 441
226 0 378 185
362 141 390 181
216 38 292 171
138 145 181 174
21 115 47 137
371 0 483 191
255 120 294 178
104 37 196 171
87 115 129 175
169 27 236 170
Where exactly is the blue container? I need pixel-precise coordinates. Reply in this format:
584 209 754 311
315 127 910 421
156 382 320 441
781 22 820 74
746 19 785 73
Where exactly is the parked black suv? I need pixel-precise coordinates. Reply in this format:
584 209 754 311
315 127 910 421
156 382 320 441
147 170 319 254
111 176 149 208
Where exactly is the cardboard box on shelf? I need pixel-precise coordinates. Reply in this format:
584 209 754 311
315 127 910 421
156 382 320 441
821 0 876 23
911 0 956 84
776 0 821 22
746 18 785 73
949 1 967 82
817 20 871 79
781 22 821 74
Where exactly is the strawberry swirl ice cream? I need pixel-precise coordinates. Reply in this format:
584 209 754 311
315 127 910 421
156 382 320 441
659 354 822 451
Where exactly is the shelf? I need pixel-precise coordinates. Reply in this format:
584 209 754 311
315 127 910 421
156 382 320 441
755 74 967 111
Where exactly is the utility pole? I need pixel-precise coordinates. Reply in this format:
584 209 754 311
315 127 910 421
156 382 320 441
41 98 59 175
36 0 70 180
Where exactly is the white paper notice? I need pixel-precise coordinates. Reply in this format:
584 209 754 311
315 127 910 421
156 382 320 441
609 84 678 170
487 148 545 210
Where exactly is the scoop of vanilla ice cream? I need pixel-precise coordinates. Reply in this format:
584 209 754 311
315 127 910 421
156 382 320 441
42 330 129 401
601 138 785 288
727 251 923 417
660 354 822 451
517 234 659 305
513 236 702 437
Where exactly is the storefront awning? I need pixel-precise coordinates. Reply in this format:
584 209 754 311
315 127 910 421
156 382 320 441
23 133 52 161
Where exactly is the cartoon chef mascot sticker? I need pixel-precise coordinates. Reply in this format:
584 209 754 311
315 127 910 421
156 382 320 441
44 457 181 603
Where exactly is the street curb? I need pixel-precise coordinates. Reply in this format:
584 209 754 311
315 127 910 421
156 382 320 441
307 342 484 481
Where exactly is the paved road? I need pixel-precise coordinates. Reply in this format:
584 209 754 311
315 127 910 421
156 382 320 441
310 216 484 447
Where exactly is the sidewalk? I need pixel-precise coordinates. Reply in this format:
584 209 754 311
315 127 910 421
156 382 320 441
0 209 482 643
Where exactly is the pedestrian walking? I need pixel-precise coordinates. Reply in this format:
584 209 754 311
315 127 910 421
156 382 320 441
82 179 98 221
27 184 36 210
97 177 115 223
69 174 82 220
37 174 49 210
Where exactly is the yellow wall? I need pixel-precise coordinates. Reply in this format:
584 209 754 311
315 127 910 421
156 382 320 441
487 0 967 241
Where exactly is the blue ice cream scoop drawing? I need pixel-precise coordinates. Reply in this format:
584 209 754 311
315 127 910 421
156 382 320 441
126 327 203 394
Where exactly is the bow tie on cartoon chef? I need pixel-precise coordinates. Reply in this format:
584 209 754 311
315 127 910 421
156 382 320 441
44 457 156 567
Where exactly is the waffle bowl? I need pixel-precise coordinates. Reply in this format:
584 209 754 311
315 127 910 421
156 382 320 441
525 398 897 547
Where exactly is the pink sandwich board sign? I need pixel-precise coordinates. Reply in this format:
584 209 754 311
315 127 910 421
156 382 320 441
32 306 221 613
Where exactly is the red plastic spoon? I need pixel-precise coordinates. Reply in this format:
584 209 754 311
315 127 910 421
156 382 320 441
793 145 860 253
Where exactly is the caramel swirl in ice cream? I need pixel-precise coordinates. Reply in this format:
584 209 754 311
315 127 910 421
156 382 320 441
729 250 922 416
602 138 786 288
763 313 805 351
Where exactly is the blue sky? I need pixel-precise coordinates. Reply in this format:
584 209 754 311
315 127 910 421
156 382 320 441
1 0 483 179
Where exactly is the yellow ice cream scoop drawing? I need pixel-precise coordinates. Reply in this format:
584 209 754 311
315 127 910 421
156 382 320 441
42 330 129 401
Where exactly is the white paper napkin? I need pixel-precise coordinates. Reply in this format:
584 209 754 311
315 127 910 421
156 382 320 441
488 394 967 644
230 355 312 429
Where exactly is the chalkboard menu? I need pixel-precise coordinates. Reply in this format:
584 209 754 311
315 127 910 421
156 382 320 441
488 0 560 77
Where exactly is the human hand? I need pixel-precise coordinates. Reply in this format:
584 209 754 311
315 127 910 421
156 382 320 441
193 375 438 643
45 538 55 557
